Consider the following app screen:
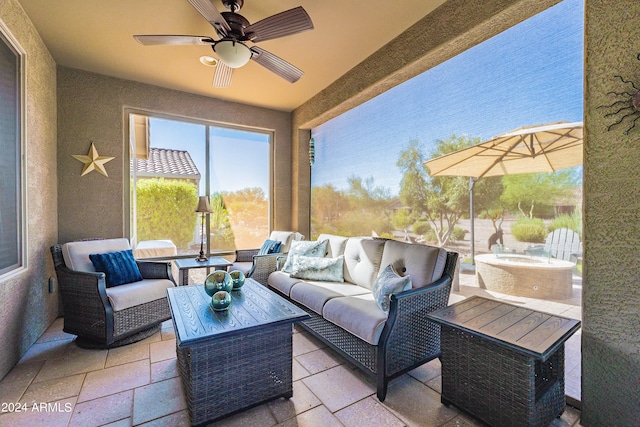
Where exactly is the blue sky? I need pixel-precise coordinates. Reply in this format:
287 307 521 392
311 0 584 194
147 118 270 196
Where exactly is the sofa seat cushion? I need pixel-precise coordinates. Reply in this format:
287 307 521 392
105 278 174 311
322 294 388 345
268 271 303 296
62 238 132 273
379 240 448 288
289 281 370 315
343 237 386 290
230 261 253 276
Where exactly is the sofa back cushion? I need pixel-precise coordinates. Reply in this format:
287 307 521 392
62 238 132 272
343 237 386 290
269 230 304 253
379 240 448 289
317 234 349 258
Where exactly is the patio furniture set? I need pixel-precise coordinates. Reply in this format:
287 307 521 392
51 233 580 426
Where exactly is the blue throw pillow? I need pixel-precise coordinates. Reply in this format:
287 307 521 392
258 239 282 255
89 249 143 287
372 264 412 313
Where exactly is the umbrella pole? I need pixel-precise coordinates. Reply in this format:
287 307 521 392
470 177 475 265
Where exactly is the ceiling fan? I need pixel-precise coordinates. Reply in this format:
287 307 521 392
134 0 314 87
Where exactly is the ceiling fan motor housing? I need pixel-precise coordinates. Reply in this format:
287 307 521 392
222 0 244 12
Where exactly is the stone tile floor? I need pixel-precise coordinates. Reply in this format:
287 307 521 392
0 274 583 427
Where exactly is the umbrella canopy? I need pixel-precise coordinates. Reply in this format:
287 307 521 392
424 121 583 179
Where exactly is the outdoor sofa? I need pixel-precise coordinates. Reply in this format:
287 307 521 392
267 234 458 401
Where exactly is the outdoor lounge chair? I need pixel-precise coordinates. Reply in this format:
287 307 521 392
51 238 176 348
525 227 582 262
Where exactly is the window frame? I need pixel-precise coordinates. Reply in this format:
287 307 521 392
0 20 26 279
124 109 274 256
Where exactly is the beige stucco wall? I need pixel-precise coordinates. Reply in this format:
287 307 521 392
0 0 58 379
57 66 293 243
583 1 640 424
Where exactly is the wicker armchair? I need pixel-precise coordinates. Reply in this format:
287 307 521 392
51 238 176 348
230 231 304 285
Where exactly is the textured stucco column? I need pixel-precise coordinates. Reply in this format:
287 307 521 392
583 1 640 424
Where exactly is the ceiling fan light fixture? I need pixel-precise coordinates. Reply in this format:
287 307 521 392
199 56 218 67
213 40 252 68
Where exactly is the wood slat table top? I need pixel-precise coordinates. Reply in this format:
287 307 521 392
167 278 310 348
426 296 581 360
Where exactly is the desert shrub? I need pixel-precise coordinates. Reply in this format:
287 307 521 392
511 218 547 243
412 221 432 236
450 226 467 242
549 213 582 236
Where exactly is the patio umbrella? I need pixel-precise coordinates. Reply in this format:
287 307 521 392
423 121 583 263
425 121 583 179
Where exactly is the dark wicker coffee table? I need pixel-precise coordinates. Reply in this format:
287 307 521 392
167 278 310 426
426 296 581 427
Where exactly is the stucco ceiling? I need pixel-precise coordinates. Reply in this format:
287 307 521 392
17 0 446 111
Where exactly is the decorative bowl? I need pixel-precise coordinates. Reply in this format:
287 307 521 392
210 291 231 311
229 270 245 290
204 270 233 296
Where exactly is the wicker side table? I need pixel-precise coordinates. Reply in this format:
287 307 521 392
426 296 580 427
167 279 309 426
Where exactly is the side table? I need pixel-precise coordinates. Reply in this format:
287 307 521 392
173 257 232 286
426 296 581 427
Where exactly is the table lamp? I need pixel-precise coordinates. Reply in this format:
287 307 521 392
195 196 213 262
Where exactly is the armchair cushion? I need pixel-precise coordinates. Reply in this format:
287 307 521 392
62 238 132 272
105 278 174 311
89 249 143 287
258 239 282 255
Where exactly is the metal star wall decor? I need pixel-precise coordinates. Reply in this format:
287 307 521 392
72 142 115 177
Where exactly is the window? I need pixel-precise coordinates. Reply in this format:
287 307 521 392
128 113 271 257
0 25 24 277
310 0 583 241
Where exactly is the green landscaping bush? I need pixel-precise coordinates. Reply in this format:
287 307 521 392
511 218 547 243
549 213 582 236
412 221 431 236
451 226 467 242
136 178 198 248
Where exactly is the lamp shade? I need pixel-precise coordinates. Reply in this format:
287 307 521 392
214 40 252 68
195 196 213 213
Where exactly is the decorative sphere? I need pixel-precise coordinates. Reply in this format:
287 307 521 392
210 291 231 311
229 270 245 290
204 270 233 296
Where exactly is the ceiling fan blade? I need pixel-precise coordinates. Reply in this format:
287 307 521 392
246 6 314 42
212 61 233 88
188 0 231 36
250 46 303 83
134 35 215 45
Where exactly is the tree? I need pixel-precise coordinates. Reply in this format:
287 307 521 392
397 135 489 246
501 171 577 218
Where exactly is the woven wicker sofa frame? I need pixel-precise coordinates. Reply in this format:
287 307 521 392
51 244 174 348
270 251 458 402
234 250 294 286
